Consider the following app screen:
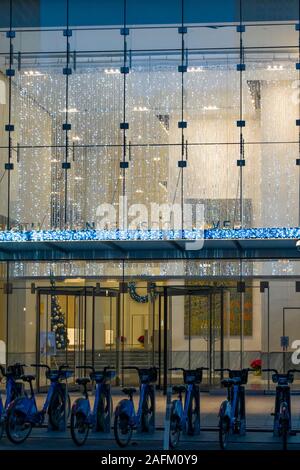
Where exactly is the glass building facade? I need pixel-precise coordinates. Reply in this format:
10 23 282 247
0 0 300 390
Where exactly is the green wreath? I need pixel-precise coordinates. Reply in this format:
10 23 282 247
128 282 158 303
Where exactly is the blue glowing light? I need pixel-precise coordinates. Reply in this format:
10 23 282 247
0 227 299 243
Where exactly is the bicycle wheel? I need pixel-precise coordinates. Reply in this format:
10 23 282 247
219 415 230 450
48 388 71 430
0 418 4 440
114 412 133 447
70 410 89 446
187 390 200 436
169 401 181 449
6 402 32 444
141 390 154 432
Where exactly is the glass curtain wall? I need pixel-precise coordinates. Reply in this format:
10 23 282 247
0 1 300 391
0 1 299 231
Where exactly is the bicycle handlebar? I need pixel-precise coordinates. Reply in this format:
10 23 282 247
76 365 95 373
215 368 254 373
262 368 300 375
31 363 51 371
59 364 70 371
169 367 209 372
103 366 115 372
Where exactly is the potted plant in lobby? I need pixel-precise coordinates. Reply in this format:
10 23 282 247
250 358 262 376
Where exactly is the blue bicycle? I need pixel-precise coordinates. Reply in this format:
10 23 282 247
0 363 26 439
262 368 300 450
168 367 208 448
6 363 73 444
70 365 115 446
114 366 157 447
216 368 253 449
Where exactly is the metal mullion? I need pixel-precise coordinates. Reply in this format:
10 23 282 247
6 0 13 230
180 0 186 233
298 7 300 224
239 0 244 230
63 0 71 227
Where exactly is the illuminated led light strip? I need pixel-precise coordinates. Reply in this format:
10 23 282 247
0 228 299 243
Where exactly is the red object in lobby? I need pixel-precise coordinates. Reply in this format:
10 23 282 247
137 335 145 344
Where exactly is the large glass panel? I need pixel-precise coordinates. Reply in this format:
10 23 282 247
7 280 36 368
265 280 300 391
0 263 6 367
246 143 298 228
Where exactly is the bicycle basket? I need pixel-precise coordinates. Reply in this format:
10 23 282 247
138 367 157 384
272 373 294 385
90 372 104 383
60 370 73 380
229 369 248 385
7 363 24 379
46 370 60 381
105 370 116 381
183 369 203 385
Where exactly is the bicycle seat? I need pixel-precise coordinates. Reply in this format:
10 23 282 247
22 374 36 383
122 387 136 396
172 385 186 394
221 378 241 387
76 377 90 386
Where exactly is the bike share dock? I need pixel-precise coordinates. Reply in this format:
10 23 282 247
1 391 300 450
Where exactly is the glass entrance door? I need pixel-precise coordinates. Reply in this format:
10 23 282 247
168 285 231 388
37 289 84 389
36 285 119 390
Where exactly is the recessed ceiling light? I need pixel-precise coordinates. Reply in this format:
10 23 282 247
267 64 284 71
187 66 203 73
203 105 219 111
104 68 120 74
133 106 149 112
24 70 44 76
59 108 79 113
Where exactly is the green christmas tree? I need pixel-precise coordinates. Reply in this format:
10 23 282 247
50 280 68 350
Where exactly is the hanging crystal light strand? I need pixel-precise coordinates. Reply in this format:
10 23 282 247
5 0 15 230
178 0 188 234
296 1 300 224
62 0 72 228
119 0 130 230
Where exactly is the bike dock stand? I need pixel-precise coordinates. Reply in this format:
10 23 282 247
47 381 68 433
183 384 201 436
163 386 172 450
239 385 246 436
92 383 112 435
137 384 156 435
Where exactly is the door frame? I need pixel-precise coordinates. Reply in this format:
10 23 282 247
35 285 119 390
282 307 300 373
